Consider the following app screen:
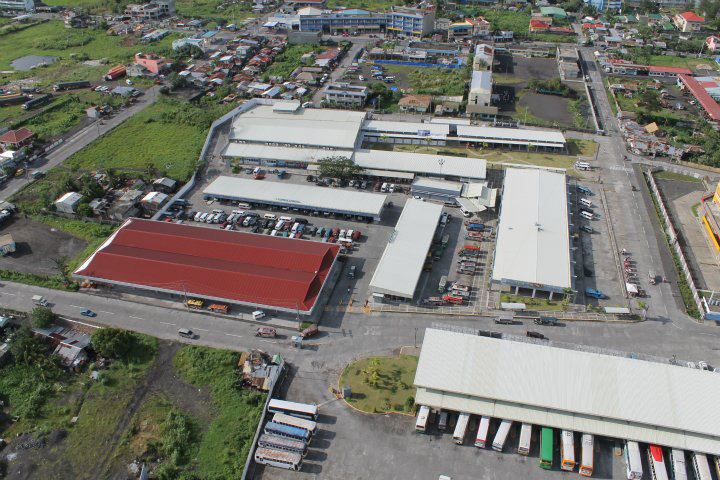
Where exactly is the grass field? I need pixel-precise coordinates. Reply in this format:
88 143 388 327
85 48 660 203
264 44 318 80
174 346 265 479
340 355 418 414
654 170 703 183
176 0 255 21
0 20 176 85
374 139 596 175
12 98 222 214
385 64 469 96
326 0 395 10
630 53 717 71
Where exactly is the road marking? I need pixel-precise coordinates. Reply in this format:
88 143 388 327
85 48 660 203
224 333 243 338
3 292 15 296
159 321 176 326
129 315 144 320
98 310 115 315
69 305 84 309
194 327 209 332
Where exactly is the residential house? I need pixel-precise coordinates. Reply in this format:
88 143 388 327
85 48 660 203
529 19 551 32
398 94 432 113
448 17 491 39
89 198 109 215
54 192 83 214
388 5 436 37
152 177 177 193
141 191 168 212
0 0 33 12
125 0 175 20
109 189 143 220
0 127 34 150
706 35 720 52
322 83 369 107
674 12 704 33
33 326 91 368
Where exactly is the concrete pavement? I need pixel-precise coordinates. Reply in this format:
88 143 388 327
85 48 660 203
0 86 161 202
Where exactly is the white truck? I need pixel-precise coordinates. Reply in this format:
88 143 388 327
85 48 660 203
32 295 49 307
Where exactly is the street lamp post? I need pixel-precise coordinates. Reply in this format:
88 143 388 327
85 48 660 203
437 158 445 177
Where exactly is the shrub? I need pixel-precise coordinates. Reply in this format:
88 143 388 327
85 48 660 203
31 306 55 328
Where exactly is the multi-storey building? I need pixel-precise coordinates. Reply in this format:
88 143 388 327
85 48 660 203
584 0 622 11
0 0 34 12
322 83 369 107
388 6 435 37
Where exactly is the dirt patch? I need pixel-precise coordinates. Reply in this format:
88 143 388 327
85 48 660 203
519 92 574 125
0 216 86 275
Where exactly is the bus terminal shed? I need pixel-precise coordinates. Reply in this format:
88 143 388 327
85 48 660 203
414 329 720 455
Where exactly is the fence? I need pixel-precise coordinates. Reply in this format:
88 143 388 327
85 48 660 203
646 170 705 321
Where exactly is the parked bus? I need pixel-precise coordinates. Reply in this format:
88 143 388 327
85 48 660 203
648 445 669 480
273 412 317 435
415 405 430 432
258 434 307 457
714 456 720 480
267 399 318 420
691 452 712 480
474 416 490 448
539 427 553 470
560 430 576 471
453 413 470 445
669 449 687 480
254 447 302 471
264 422 310 442
624 441 643 480
579 433 594 477
517 423 532 456
491 419 512 452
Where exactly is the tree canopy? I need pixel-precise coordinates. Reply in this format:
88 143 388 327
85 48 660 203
317 156 364 180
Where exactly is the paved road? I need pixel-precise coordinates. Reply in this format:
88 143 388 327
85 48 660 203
311 39 371 105
0 86 161 202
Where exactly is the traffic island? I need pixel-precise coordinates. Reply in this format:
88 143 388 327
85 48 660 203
339 354 418 414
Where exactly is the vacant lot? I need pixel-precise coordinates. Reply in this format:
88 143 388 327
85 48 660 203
265 44 319 80
340 355 418 414
384 65 469 96
0 21 176 86
2 333 264 480
0 216 87 276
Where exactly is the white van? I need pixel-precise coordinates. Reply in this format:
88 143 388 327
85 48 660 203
575 161 591 171
280 216 293 222
580 210 594 220
263 213 277 220
460 207 473 218
381 182 388 192
199 212 208 222
579 198 593 208
252 310 266 320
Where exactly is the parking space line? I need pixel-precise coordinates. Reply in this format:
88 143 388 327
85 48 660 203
98 310 115 315
69 305 84 309
159 321 176 326
225 333 243 338
194 327 209 332
129 315 144 320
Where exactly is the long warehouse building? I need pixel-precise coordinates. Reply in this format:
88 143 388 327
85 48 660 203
203 176 387 221
73 218 341 316
414 329 720 454
491 168 572 299
369 199 443 300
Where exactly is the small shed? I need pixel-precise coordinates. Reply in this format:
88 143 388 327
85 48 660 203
152 177 178 193
54 192 83 214
141 191 168 211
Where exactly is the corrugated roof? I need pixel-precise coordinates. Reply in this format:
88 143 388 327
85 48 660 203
414 329 720 454
203 176 387 217
353 149 486 180
369 199 442 298
74 218 340 311
456 125 566 146
492 168 571 290
470 70 492 94
680 74 720 122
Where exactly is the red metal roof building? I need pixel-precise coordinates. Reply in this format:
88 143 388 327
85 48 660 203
73 218 341 314
678 74 720 123
0 127 34 149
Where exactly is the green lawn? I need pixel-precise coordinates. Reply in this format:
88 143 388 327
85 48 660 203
654 170 703 183
0 20 176 86
385 64 469 96
339 355 418 414
174 346 265 479
326 0 396 10
264 44 318 80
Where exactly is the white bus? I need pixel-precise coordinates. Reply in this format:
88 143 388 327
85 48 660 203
474 416 490 448
453 413 470 445
273 412 318 435
691 452 712 480
517 424 532 456
669 449 687 480
579 433 594 477
492 419 512 452
648 445 669 480
267 399 318 420
254 447 302 471
560 430 576 471
625 441 643 480
258 434 308 457
415 405 430 432
714 456 720 480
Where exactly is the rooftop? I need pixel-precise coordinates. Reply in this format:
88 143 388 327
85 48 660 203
470 70 492 94
74 218 340 312
414 329 720 454
492 168 571 291
230 104 366 149
456 125 566 147
0 127 33 144
353 149 486 180
203 176 387 217
679 11 704 22
369 199 443 298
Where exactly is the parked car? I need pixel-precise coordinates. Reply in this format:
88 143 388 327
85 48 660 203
526 331 545 339
255 327 277 338
301 324 319 338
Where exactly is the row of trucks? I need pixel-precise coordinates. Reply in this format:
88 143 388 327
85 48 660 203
423 282 471 306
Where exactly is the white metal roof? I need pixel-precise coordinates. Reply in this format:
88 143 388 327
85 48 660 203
492 168 571 290
414 329 720 455
230 104 366 149
354 149 486 180
369 199 443 298
203 176 387 217
362 120 450 139
456 125 566 146
470 70 492 94
411 177 464 195
223 143 354 164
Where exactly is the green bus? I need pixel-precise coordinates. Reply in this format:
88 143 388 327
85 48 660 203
540 427 553 470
